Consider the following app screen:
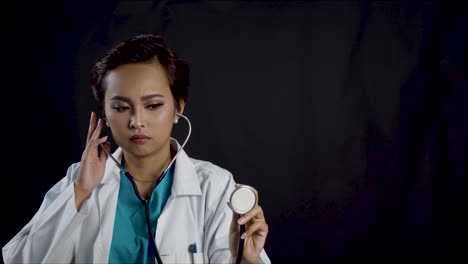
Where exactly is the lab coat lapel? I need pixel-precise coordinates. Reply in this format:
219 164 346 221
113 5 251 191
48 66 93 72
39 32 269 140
95 148 122 261
156 140 203 255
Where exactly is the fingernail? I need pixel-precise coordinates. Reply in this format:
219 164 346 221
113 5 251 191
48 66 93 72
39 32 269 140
240 232 247 240
238 217 246 224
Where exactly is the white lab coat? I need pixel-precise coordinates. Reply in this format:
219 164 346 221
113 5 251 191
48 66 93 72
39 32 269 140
3 139 271 264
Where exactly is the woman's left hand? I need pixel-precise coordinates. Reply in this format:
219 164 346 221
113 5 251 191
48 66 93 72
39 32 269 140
229 184 269 264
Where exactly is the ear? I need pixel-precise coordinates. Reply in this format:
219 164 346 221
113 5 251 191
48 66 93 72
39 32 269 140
174 100 185 124
100 107 108 126
103 117 110 127
177 100 186 115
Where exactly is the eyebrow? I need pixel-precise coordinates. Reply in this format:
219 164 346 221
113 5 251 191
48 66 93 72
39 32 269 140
110 94 164 102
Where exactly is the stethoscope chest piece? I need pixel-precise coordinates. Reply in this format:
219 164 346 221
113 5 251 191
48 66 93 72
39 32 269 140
229 185 257 214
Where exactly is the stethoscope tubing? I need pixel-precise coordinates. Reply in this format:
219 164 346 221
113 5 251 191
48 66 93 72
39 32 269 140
100 114 246 263
100 113 191 264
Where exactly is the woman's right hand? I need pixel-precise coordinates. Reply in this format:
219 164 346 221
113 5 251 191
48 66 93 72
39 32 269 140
74 112 110 211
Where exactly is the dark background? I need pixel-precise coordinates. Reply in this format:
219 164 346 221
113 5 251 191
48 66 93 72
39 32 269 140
5 0 467 263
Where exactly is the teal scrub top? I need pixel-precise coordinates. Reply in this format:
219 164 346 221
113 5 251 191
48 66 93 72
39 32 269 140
108 163 175 264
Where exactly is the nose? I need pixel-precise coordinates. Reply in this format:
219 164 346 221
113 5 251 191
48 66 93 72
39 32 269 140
129 110 145 129
130 121 144 129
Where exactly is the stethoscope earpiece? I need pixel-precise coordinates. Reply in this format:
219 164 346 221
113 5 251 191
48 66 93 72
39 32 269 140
174 112 183 124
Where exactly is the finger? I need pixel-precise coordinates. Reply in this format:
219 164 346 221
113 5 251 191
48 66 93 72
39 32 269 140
240 220 269 240
237 205 264 225
99 141 111 161
87 136 108 150
86 112 97 143
81 136 108 162
103 141 111 153
89 118 104 142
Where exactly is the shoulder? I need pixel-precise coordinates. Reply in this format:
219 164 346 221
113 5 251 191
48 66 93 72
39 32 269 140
55 162 81 187
38 161 82 200
190 157 235 190
191 157 232 177
187 157 236 216
66 162 81 180
51 161 81 187
68 161 81 173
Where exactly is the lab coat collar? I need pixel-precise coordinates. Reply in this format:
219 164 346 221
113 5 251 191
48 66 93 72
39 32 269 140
170 139 203 196
101 138 202 196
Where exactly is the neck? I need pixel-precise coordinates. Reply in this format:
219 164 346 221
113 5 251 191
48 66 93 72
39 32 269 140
123 145 174 183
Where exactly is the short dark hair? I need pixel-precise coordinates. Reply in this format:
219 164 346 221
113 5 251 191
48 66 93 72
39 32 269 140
90 34 190 114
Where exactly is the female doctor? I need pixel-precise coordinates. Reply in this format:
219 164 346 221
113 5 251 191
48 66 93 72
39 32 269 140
2 34 270 264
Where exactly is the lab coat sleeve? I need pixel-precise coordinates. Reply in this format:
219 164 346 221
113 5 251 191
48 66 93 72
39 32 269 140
206 174 271 264
2 162 90 264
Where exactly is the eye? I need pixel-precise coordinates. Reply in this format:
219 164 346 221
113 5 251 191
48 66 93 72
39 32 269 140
148 103 163 110
111 105 130 112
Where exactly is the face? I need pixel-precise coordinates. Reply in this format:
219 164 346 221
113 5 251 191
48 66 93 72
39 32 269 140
103 62 183 159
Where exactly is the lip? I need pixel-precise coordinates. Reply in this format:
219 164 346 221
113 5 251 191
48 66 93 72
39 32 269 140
129 134 151 144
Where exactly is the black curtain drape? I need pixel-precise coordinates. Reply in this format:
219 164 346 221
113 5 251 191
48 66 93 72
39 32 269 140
6 1 467 263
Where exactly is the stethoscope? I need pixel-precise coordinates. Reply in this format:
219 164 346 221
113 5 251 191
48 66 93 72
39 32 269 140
101 113 256 264
229 185 258 264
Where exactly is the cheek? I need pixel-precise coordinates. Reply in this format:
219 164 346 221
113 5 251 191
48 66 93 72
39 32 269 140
152 111 175 127
105 115 130 134
156 105 177 122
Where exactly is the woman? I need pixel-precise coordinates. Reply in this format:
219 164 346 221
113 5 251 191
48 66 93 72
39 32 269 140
3 34 270 263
